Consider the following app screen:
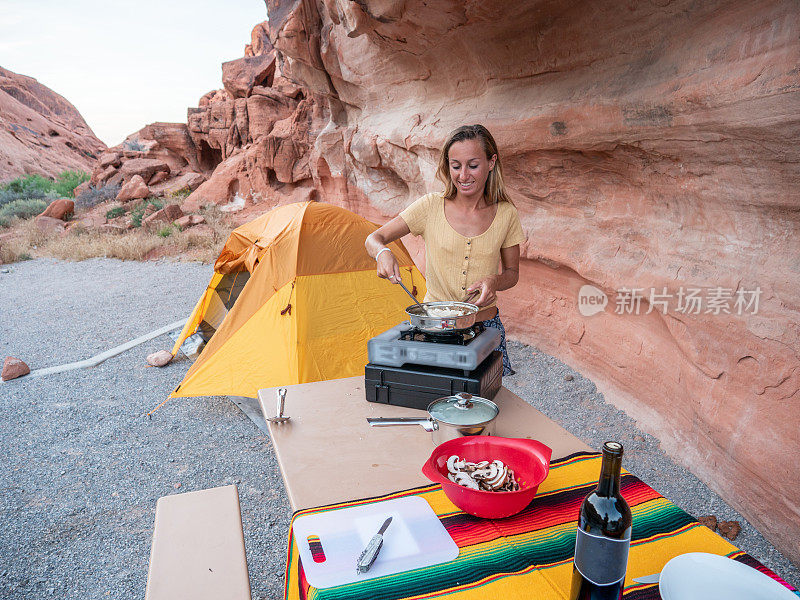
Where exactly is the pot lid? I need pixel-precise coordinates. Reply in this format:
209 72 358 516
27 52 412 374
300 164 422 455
428 392 498 426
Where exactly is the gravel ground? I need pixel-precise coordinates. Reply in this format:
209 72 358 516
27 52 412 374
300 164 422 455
0 259 291 600
0 258 796 599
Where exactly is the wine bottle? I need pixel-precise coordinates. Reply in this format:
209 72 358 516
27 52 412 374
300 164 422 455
569 441 632 600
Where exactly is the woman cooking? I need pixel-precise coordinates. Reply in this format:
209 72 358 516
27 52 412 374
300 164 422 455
365 124 525 375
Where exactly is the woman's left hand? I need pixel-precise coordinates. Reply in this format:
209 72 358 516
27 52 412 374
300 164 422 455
466 276 498 307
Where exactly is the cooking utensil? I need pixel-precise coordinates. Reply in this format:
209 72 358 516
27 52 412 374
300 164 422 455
633 573 661 584
259 387 291 424
659 553 797 600
367 392 498 445
422 436 552 519
356 516 393 574
397 280 427 315
291 496 458 589
405 301 479 333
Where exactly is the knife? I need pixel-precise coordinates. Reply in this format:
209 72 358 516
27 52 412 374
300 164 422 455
632 573 661 584
356 517 393 574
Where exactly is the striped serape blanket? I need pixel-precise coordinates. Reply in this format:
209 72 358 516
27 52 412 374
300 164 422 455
284 451 798 600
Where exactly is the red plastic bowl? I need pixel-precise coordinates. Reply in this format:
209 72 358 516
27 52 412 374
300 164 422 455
422 436 552 519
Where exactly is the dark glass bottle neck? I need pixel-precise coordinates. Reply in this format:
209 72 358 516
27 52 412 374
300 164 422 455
597 451 622 496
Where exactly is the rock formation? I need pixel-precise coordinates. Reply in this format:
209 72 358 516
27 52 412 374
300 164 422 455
0 66 106 181
85 0 800 565
86 16 311 218
265 0 800 563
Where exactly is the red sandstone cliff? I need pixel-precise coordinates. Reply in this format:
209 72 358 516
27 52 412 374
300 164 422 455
261 0 800 563
0 66 106 181
89 0 800 565
264 0 800 563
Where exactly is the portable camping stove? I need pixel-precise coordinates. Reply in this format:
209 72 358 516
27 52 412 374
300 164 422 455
367 321 500 371
364 321 503 410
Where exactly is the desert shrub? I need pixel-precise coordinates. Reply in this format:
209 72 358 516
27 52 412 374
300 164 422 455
105 206 126 219
75 184 121 208
54 170 89 198
0 198 48 227
0 174 52 201
123 139 145 152
167 188 191 201
0 188 24 208
157 224 174 238
130 198 164 228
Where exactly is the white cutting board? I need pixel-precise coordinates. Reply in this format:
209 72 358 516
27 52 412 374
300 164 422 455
292 495 459 589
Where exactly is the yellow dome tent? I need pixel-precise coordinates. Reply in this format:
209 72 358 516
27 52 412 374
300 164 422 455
168 201 425 399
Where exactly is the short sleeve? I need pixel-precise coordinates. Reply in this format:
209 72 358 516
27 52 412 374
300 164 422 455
398 194 434 236
501 205 526 248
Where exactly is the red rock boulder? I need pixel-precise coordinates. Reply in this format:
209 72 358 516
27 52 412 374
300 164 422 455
98 151 121 168
142 204 183 227
146 350 173 367
39 198 74 220
116 175 150 202
2 356 30 381
119 158 170 183
35 215 67 234
147 171 169 186
94 165 118 185
175 214 205 229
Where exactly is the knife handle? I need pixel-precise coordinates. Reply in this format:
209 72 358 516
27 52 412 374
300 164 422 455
356 534 384 573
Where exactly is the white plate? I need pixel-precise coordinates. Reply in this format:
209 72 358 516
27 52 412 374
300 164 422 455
660 552 797 600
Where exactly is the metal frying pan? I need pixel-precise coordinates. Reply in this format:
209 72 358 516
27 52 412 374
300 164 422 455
405 301 479 333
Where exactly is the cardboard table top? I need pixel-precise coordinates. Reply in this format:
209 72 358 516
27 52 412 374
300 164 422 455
258 376 591 511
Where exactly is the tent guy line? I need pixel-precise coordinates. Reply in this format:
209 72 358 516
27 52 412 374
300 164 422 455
1 319 187 382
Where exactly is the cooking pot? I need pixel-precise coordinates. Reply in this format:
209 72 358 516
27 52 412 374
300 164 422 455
366 392 498 445
405 301 479 334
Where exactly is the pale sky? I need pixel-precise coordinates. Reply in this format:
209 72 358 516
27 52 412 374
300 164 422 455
0 0 268 147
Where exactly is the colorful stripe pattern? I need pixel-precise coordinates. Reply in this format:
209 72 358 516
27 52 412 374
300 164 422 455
284 451 798 600
306 535 326 564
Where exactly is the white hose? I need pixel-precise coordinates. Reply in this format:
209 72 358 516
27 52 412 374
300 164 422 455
9 319 188 380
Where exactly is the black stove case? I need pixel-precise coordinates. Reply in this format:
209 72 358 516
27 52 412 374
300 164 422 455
365 351 502 411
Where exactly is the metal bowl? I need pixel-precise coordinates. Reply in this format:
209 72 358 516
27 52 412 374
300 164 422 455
405 301 479 333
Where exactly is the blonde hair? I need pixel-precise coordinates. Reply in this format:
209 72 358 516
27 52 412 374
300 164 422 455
436 124 511 204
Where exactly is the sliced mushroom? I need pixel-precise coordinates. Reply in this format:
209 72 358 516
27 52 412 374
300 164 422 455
485 465 508 490
444 455 518 492
454 472 480 490
447 455 465 474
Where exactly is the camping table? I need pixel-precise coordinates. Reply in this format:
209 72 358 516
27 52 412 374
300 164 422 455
257 376 591 510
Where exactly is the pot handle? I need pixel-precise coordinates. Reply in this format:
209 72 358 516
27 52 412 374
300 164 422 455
366 417 438 432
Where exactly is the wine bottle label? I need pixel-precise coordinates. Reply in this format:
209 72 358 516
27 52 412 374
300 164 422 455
573 527 631 586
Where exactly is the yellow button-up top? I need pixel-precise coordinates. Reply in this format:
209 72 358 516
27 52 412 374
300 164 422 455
399 193 525 307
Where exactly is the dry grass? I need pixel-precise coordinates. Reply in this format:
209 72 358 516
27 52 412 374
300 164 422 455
0 208 232 265
0 219 49 264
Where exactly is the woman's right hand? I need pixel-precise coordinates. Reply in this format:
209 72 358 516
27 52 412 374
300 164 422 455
366 216 411 284
376 249 402 283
